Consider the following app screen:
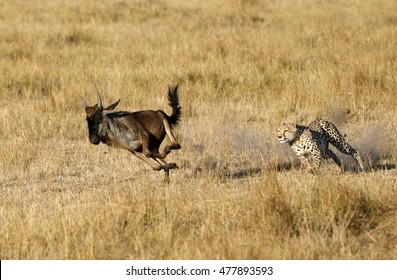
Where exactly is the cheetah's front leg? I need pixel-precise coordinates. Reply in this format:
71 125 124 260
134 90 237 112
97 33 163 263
311 149 322 171
298 156 314 172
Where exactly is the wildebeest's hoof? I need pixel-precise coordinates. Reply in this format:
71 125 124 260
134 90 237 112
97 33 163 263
172 143 181 150
165 143 181 154
168 163 179 169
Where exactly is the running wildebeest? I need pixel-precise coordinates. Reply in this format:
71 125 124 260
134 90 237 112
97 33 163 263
81 85 181 182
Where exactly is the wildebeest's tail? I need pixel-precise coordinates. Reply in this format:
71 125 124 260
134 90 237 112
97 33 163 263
167 85 181 126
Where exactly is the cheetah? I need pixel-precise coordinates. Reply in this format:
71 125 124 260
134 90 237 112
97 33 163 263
277 118 364 172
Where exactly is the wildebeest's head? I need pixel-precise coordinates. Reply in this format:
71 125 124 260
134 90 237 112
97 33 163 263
81 94 120 145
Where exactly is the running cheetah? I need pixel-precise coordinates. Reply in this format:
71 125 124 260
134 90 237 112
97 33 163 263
277 118 364 172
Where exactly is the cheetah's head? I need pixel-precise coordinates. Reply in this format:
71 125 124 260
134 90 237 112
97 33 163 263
277 123 298 144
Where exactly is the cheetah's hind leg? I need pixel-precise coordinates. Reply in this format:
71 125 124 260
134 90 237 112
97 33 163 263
322 121 365 172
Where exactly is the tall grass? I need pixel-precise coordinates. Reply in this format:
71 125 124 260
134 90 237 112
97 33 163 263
0 0 396 259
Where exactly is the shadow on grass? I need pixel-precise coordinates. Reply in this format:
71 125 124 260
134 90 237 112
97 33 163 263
220 167 263 179
370 162 396 171
193 157 395 180
269 160 395 173
272 161 298 172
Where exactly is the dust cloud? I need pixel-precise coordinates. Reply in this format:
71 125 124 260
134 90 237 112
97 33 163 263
330 109 395 171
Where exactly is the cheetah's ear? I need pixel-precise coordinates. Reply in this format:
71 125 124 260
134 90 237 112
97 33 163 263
285 122 297 129
280 122 296 128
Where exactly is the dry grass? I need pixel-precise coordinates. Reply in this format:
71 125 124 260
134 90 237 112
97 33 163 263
0 0 397 259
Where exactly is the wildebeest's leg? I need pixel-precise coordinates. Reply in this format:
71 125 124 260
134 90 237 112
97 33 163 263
162 118 181 153
131 151 177 172
156 111 181 154
150 148 168 159
131 151 177 182
136 128 152 158
155 158 179 183
155 158 179 170
131 151 163 171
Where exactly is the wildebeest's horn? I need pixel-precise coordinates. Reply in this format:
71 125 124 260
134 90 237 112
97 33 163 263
97 93 103 109
81 97 88 109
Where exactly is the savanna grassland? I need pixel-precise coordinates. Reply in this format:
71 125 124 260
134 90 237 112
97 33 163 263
1 0 397 259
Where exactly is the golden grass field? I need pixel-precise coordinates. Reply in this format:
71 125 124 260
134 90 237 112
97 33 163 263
0 0 397 259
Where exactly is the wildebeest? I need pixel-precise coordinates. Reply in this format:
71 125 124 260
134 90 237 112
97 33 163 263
81 85 181 182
